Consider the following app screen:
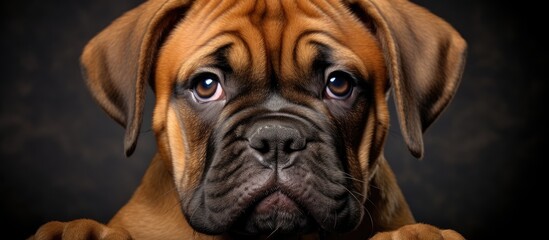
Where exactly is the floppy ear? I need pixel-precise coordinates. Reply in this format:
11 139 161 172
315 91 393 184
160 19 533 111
81 0 192 157
348 0 467 158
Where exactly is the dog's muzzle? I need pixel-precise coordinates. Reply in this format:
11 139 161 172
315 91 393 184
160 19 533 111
182 110 363 236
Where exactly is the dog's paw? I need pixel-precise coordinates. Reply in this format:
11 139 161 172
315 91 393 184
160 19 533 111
370 223 464 240
30 219 132 240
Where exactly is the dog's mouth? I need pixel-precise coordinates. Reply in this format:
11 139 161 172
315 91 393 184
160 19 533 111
182 149 364 236
231 190 317 236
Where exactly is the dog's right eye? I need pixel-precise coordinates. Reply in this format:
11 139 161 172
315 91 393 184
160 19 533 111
191 72 225 102
324 70 355 100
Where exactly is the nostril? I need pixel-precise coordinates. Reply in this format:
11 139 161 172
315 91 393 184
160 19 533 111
250 139 271 153
284 138 306 152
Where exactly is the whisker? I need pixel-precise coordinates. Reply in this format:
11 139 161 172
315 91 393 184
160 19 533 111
159 185 179 199
334 169 368 185
368 183 381 190
189 199 201 220
364 207 375 235
333 210 338 229
294 204 305 216
342 186 362 202
322 211 330 224
266 225 280 239
343 173 367 183
366 197 379 213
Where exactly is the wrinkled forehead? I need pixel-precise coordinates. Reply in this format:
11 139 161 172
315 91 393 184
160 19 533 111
162 0 382 82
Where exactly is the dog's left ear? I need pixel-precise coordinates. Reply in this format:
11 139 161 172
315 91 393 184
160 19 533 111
347 0 467 158
81 0 192 157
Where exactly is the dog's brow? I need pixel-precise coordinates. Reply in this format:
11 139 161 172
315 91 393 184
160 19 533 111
293 30 339 63
174 43 234 84
207 43 233 72
310 41 333 71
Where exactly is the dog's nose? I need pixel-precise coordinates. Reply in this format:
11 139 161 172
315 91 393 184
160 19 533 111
248 125 306 168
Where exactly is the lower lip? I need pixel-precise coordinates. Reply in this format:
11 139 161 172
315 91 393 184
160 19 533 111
254 191 299 215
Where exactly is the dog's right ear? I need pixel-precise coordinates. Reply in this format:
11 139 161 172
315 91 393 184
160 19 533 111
81 0 193 157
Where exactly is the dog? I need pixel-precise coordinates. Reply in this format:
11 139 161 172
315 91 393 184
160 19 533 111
32 0 466 239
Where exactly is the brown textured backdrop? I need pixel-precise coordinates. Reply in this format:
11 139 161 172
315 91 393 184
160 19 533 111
1 0 545 239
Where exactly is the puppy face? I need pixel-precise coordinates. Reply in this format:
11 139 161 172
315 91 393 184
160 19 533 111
152 0 388 235
81 0 465 237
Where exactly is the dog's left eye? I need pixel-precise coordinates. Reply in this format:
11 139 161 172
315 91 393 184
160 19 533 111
192 72 224 102
325 70 355 100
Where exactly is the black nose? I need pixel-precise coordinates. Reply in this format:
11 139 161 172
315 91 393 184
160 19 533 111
248 125 306 168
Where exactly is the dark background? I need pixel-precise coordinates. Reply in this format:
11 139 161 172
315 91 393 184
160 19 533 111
1 0 545 239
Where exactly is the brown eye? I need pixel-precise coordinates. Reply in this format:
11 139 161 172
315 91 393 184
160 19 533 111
192 72 224 102
325 71 354 99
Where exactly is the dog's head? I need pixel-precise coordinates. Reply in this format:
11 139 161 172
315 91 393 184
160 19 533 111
81 0 466 236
